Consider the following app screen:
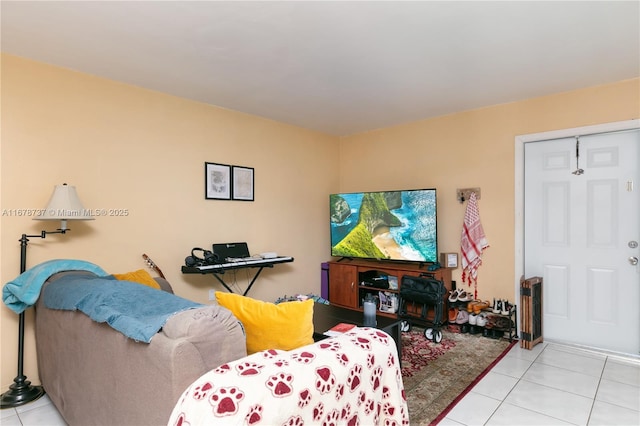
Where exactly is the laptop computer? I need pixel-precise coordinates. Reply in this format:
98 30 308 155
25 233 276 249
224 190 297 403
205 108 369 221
212 242 251 262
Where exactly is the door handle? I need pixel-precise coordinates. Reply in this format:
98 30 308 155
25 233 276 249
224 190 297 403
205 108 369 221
629 256 639 266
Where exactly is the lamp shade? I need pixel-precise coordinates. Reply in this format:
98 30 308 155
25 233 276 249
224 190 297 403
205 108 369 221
35 184 94 228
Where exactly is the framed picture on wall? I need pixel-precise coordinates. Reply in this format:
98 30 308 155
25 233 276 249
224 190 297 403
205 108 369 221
205 162 231 200
232 166 254 201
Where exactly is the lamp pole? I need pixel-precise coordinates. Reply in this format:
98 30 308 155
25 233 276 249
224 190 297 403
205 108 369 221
1 183 92 408
0 230 65 408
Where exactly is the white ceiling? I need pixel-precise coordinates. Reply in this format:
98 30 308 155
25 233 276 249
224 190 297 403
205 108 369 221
2 1 639 136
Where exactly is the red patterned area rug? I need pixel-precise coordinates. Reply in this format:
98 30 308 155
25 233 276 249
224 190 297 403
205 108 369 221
401 327 516 425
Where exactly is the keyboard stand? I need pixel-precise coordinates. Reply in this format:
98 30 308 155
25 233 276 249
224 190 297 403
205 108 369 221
181 256 294 297
209 265 266 296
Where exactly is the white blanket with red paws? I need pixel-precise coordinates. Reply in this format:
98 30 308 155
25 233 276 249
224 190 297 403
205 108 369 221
168 327 408 426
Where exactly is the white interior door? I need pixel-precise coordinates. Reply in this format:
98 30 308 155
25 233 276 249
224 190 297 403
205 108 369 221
524 129 639 355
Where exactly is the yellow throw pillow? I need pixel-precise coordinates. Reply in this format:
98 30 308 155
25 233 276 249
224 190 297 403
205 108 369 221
215 292 314 354
113 269 161 290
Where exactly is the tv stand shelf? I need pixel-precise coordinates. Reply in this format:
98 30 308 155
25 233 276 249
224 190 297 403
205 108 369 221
327 259 452 321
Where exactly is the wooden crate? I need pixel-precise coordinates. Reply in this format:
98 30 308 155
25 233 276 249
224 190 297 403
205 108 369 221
520 276 543 350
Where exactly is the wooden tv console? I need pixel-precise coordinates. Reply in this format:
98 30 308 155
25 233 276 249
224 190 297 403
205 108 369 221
327 259 452 322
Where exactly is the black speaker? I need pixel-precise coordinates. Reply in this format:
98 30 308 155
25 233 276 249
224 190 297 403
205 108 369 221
185 247 219 267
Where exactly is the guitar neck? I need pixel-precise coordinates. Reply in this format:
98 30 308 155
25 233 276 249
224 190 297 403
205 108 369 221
142 253 166 279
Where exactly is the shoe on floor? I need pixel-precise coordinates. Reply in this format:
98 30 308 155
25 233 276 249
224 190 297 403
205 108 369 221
466 300 481 313
492 299 503 314
495 316 513 329
484 314 497 329
455 309 469 324
457 290 472 302
476 313 488 327
448 307 458 323
501 299 511 315
473 301 490 314
491 329 504 339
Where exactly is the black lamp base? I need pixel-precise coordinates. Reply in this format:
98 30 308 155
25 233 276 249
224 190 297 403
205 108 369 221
0 377 45 409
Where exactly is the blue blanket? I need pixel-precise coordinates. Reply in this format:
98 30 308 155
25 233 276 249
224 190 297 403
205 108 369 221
43 274 203 343
2 259 108 314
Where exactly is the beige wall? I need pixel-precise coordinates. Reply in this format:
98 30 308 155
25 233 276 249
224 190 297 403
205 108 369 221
1 53 638 390
0 55 338 388
339 78 639 300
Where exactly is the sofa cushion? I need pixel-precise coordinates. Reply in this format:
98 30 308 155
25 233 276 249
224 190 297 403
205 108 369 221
154 277 174 293
215 291 314 354
112 269 161 289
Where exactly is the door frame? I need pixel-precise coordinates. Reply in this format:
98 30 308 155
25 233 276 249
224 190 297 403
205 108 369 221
514 119 640 344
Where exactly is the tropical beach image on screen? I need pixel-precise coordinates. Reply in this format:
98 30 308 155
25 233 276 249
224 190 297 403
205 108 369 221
330 189 437 263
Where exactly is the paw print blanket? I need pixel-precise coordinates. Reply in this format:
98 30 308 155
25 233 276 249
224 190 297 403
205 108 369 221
168 327 408 425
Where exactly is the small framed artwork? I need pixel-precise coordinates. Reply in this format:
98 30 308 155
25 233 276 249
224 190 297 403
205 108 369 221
232 166 254 201
205 162 231 200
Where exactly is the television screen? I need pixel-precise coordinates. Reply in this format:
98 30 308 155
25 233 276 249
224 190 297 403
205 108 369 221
330 189 438 263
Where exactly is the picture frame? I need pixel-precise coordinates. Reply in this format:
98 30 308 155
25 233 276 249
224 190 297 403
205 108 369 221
205 162 231 200
232 166 254 201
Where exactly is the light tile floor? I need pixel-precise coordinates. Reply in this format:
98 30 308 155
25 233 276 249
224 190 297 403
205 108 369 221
1 342 638 425
438 341 640 426
0 393 66 426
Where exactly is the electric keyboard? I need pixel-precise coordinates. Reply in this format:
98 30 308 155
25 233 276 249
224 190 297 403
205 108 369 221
225 256 263 263
181 255 295 297
186 256 294 271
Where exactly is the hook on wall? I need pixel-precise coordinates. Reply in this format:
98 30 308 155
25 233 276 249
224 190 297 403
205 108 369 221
572 136 585 176
457 187 481 203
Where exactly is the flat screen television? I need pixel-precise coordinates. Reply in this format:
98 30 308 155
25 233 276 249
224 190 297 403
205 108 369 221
330 188 438 263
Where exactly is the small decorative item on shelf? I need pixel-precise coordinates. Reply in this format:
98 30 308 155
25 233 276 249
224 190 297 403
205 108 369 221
440 252 459 268
387 276 398 290
378 291 398 314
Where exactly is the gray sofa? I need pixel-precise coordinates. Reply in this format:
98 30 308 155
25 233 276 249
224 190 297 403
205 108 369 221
34 271 247 426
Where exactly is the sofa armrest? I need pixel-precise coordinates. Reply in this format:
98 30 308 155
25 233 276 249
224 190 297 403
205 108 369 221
35 281 247 426
161 304 247 371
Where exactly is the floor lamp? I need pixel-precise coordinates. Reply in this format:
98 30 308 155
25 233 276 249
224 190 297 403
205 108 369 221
0 184 93 409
